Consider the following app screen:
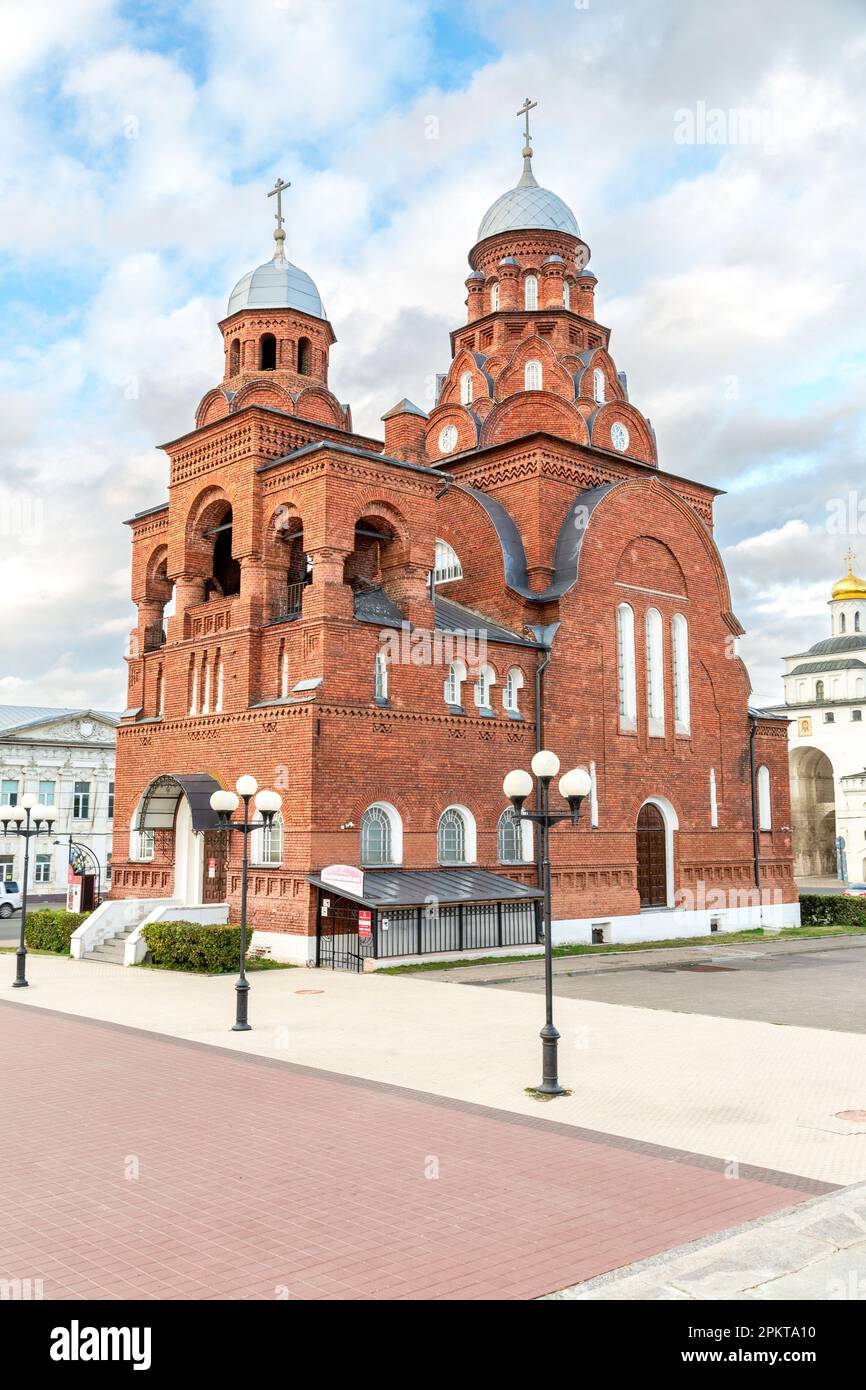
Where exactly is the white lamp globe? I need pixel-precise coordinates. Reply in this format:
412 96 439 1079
559 767 592 801
503 769 533 801
0 804 13 822
254 789 282 814
210 790 238 814
235 774 258 798
10 805 25 823
20 792 38 811
41 804 58 823
531 750 560 780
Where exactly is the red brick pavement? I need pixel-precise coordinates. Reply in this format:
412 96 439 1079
0 1002 833 1301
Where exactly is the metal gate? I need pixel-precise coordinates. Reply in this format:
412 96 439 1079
316 890 368 972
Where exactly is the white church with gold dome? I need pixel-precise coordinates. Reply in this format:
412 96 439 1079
765 552 866 881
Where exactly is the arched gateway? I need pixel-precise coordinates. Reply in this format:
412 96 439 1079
133 774 226 906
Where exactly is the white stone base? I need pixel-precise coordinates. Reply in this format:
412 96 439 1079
249 930 317 965
552 899 802 947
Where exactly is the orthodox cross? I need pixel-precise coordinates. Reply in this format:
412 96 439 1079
268 177 290 233
516 97 538 147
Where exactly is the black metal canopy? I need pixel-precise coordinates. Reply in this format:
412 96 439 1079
307 867 542 909
134 773 223 832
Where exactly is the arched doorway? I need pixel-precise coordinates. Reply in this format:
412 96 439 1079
790 747 836 877
637 803 667 907
132 774 227 905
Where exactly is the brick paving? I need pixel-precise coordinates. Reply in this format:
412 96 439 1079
0 1001 833 1301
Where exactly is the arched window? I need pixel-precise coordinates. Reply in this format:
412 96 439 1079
524 359 542 391
155 665 164 718
593 367 606 404
490 281 500 311
757 765 772 830
524 274 538 310
857 611 862 632
444 659 466 707
646 608 665 735
672 613 690 735
562 281 571 310
433 539 462 584
841 613 847 633
460 370 473 405
188 658 198 717
438 806 474 864
229 338 240 375
252 812 283 866
709 767 718 828
473 663 496 710
297 336 312 376
498 807 532 864
260 333 277 370
374 650 388 702
616 602 637 731
278 640 288 699
214 650 223 713
361 806 391 865
201 655 210 715
503 667 524 714
816 679 825 701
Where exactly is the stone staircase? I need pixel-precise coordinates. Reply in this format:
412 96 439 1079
82 929 137 966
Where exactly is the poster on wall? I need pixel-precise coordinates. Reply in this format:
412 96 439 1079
67 858 82 913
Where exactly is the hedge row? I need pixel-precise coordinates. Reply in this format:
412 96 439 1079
24 909 90 953
141 920 248 973
799 893 866 927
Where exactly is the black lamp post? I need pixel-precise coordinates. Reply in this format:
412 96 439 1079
504 752 591 1097
1 795 58 988
209 776 282 1032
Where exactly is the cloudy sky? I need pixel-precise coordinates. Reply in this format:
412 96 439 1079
1 0 865 711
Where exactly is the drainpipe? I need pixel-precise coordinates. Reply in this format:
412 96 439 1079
527 623 560 891
748 712 763 922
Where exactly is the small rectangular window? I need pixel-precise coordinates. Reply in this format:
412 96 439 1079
824 712 835 723
0 856 14 880
1 779 18 806
107 781 115 819
38 779 55 806
34 855 51 884
853 710 863 722
73 781 91 818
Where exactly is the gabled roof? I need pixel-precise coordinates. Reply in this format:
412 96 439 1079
0 706 120 738
434 596 543 649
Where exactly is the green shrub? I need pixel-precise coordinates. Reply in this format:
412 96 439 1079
24 909 90 953
799 893 866 928
141 920 249 973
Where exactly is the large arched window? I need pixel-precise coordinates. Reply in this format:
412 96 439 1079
360 803 402 866
434 539 462 584
498 807 532 864
524 274 538 310
646 608 665 736
473 663 496 710
260 333 277 370
490 281 500 311
672 613 690 735
460 370 473 405
252 812 283 866
524 359 542 391
438 806 475 864
503 667 524 714
297 337 312 375
374 650 388 702
757 765 772 830
593 367 606 404
444 659 466 707
616 602 637 731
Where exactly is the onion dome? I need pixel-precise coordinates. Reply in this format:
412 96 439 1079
477 149 579 242
226 188 326 320
831 552 866 601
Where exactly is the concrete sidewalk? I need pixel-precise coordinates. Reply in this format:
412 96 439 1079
5 951 866 1186
548 1181 866 1300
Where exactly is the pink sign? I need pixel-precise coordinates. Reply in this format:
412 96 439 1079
358 909 372 939
320 863 365 897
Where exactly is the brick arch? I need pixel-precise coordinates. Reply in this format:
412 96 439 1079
424 403 479 461
616 535 688 597
182 485 234 577
144 543 171 603
348 497 414 568
575 348 624 404
588 400 657 465
195 388 230 428
262 499 306 566
293 385 345 427
229 380 295 414
480 392 589 448
494 335 574 402
437 348 493 408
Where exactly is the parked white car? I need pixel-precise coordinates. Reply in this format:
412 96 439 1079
0 881 23 917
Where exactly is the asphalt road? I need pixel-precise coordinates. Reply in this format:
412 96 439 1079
470 936 866 1034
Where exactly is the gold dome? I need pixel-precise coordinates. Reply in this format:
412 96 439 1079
831 550 866 600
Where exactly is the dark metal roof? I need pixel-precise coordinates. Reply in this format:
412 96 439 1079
790 659 866 675
354 587 406 627
804 634 866 658
307 867 542 908
434 595 543 648
256 438 441 479
134 773 223 832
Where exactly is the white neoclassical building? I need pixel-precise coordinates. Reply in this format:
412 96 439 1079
0 707 119 899
763 554 866 882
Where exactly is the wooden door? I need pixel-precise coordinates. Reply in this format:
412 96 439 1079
637 803 667 907
201 831 228 903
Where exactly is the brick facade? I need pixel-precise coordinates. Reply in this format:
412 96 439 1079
110 162 796 951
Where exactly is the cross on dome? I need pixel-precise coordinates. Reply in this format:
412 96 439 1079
268 176 291 261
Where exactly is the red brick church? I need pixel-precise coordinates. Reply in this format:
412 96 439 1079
110 109 798 963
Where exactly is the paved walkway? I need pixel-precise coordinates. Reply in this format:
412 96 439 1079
6 952 866 1185
0 1002 826 1301
549 1181 866 1301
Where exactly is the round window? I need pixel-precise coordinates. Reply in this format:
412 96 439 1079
438 424 459 455
611 422 630 453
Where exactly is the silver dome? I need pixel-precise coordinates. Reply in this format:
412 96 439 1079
477 157 579 242
227 251 326 320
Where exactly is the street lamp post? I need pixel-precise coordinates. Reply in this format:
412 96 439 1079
209 776 282 1032
504 752 591 1096
0 796 58 988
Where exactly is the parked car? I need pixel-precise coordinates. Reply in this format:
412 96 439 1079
0 881 22 917
843 883 866 897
